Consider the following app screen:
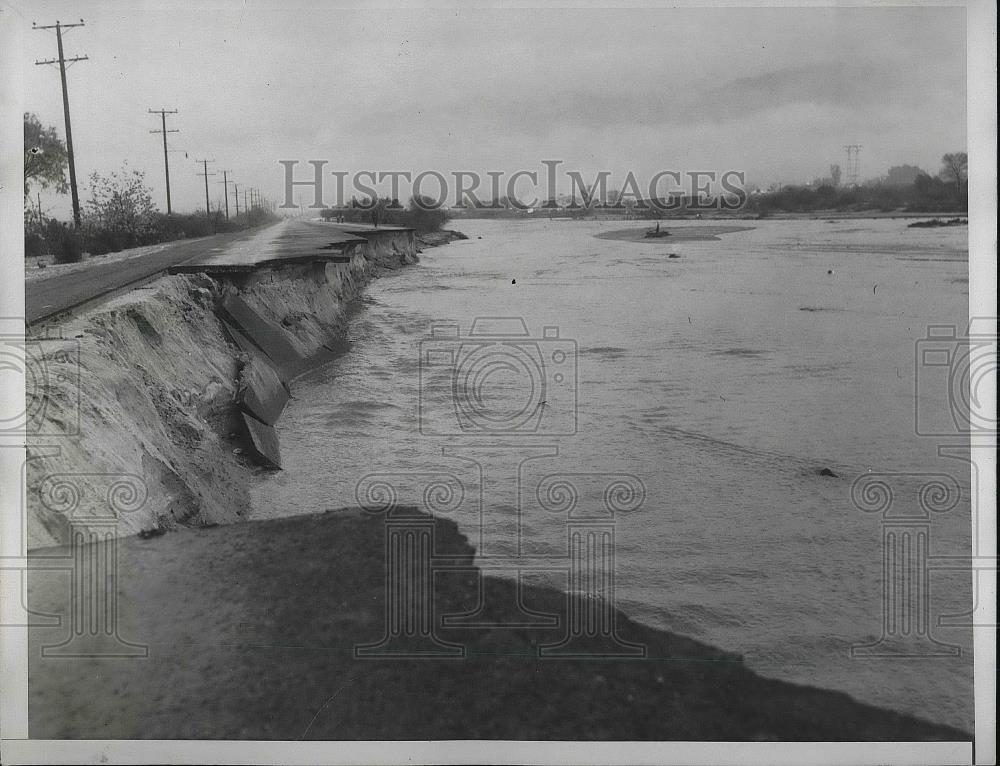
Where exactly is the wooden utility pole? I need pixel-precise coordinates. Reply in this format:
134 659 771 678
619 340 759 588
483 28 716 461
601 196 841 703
33 19 88 228
149 109 179 214
233 182 240 217
194 159 216 217
218 170 232 219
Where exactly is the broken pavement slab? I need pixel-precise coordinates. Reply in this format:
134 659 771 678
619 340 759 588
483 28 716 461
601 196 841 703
238 353 290 426
220 317 291 387
218 294 307 377
167 220 366 276
242 413 282 469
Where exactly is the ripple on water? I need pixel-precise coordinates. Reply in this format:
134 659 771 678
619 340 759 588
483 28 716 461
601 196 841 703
252 218 972 732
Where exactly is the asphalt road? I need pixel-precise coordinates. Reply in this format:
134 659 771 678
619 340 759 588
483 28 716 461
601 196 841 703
26 225 280 324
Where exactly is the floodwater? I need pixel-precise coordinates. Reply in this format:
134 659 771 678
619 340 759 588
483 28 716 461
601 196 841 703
251 218 973 731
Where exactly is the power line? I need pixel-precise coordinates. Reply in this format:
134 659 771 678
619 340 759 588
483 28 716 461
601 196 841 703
149 109 179 214
33 19 88 228
194 158 216 217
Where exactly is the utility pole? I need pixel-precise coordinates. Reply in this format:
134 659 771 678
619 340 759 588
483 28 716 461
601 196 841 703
33 19 88 228
218 170 232 219
194 159 216 217
233 182 240 217
149 109 179 214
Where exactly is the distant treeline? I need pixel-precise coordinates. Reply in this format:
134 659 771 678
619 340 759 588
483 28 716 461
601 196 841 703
746 174 967 216
447 176 967 220
319 196 449 233
749 153 968 215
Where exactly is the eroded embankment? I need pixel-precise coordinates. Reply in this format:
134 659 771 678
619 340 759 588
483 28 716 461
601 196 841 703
25 229 419 549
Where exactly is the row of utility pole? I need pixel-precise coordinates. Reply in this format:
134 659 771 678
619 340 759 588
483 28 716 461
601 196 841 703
32 18 274 227
157 131 270 222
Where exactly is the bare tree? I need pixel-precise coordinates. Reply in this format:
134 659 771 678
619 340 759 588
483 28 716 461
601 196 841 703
84 164 158 249
939 152 968 187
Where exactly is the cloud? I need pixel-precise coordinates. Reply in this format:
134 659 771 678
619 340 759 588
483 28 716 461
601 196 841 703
347 57 962 140
22 3 968 214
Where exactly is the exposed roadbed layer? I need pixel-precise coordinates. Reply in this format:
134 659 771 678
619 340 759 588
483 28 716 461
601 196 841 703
594 225 756 243
28 508 970 741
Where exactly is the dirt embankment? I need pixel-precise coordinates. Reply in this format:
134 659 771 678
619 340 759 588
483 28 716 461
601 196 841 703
25 231 423 549
28 507 971 741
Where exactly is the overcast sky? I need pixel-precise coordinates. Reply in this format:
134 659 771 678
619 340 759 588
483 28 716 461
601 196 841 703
10 2 967 215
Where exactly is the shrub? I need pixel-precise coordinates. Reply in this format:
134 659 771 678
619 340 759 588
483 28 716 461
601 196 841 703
320 195 450 233
82 224 127 255
24 217 83 263
83 164 159 249
26 198 281 264
402 196 448 232
150 212 215 240
24 230 47 259
53 226 83 263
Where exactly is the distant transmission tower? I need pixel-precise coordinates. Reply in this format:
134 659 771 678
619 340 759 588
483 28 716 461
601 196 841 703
844 145 862 187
